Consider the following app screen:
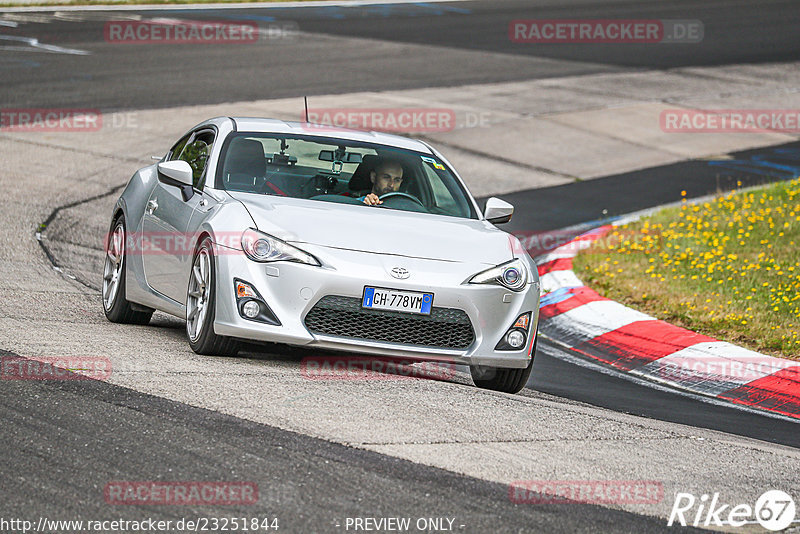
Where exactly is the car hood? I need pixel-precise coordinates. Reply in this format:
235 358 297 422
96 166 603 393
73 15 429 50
228 192 512 265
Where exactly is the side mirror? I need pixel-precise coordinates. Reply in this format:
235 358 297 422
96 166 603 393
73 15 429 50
157 160 195 201
484 197 514 224
157 160 194 186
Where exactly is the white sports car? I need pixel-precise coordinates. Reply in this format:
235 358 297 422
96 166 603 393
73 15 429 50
103 117 540 393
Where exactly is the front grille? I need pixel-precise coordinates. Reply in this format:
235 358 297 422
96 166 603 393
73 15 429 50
304 295 475 349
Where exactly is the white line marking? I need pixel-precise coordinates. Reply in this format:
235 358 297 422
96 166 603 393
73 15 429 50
2 0 471 14
536 250 576 263
539 270 583 293
537 337 800 424
634 342 799 395
549 239 592 258
54 11 142 21
0 34 89 55
543 300 653 345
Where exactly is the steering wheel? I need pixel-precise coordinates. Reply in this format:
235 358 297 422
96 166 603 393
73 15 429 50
378 191 425 207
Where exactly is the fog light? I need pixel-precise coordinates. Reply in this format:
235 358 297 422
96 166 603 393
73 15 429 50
242 300 260 318
506 330 526 349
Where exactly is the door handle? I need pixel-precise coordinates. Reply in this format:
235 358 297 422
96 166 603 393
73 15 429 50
146 199 158 214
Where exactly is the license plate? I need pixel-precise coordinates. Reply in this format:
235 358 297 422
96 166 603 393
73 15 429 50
362 287 433 315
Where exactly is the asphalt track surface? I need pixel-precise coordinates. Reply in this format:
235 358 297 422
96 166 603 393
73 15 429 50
2 0 800 531
0 0 798 110
497 141 800 233
1 351 687 533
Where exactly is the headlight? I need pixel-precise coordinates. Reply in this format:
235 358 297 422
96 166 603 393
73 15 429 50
468 258 528 291
241 228 320 266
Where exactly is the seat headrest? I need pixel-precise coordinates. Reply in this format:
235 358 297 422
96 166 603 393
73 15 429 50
348 154 382 191
226 139 266 178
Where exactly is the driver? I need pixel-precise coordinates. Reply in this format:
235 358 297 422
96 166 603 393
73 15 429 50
361 159 404 206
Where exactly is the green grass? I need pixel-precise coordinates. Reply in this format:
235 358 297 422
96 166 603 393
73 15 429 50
573 177 800 361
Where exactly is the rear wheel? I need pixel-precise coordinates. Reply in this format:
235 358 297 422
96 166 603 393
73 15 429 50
102 216 153 325
186 238 240 356
470 335 537 394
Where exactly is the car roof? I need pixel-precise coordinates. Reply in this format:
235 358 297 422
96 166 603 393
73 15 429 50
200 117 435 154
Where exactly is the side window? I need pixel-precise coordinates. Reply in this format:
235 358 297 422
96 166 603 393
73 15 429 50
177 131 215 189
167 133 191 162
423 164 458 214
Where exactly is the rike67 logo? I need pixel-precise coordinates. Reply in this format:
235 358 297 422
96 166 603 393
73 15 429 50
668 490 796 531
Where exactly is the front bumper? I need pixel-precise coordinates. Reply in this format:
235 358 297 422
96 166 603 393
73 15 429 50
212 243 540 369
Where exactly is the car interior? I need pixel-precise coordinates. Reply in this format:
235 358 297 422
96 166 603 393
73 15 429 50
220 136 434 213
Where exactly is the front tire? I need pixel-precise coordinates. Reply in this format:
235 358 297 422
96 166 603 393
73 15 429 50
470 335 537 394
102 216 153 325
186 238 239 356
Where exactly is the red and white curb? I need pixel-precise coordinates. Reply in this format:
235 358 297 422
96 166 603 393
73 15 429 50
535 225 800 421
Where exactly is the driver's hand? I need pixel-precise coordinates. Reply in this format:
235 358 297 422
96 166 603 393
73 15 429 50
363 193 382 206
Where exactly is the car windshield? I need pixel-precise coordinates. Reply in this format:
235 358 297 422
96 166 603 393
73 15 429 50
216 133 477 219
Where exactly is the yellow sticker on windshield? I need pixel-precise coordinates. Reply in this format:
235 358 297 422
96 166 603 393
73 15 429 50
421 156 445 170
